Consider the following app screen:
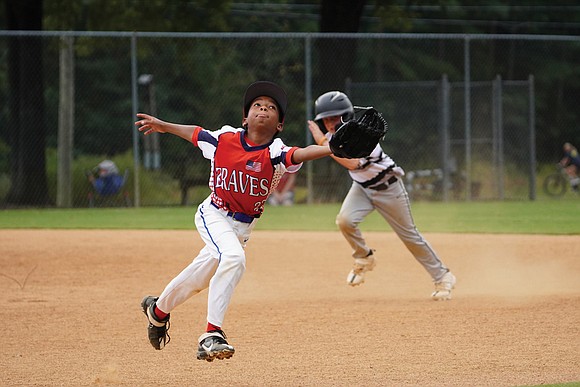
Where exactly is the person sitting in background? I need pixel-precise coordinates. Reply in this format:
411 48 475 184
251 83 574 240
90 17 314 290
87 160 124 196
267 172 297 206
559 142 580 192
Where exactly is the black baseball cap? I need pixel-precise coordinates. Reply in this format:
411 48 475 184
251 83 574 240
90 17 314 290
243 81 287 122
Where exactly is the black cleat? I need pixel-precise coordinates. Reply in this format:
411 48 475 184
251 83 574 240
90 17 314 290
196 330 235 362
141 296 170 350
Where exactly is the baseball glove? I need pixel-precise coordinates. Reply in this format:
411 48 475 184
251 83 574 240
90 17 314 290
329 107 388 159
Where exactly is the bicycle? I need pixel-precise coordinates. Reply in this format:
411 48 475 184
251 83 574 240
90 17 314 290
543 164 571 197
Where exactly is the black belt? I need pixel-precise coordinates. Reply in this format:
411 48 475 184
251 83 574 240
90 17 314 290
210 201 258 224
368 176 398 191
359 165 394 188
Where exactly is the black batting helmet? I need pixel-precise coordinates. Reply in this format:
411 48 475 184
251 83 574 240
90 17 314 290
314 91 354 121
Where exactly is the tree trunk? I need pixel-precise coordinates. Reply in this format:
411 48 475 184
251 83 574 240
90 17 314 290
57 35 75 208
317 0 366 92
5 0 51 206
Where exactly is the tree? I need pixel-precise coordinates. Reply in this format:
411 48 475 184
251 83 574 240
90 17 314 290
5 0 51 206
316 0 367 92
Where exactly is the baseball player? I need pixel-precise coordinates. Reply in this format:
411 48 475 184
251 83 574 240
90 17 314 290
307 91 457 300
137 81 332 361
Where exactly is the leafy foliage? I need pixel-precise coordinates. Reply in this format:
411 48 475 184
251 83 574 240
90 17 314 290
1 1 580 206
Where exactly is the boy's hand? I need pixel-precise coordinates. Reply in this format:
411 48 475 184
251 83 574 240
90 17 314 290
307 120 327 145
136 113 167 135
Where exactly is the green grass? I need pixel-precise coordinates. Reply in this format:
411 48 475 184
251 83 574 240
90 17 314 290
1 199 579 234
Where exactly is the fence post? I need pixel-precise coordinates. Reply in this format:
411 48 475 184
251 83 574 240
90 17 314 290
464 35 472 201
492 74 505 200
57 35 74 208
131 34 141 207
305 34 313 205
528 74 536 201
440 74 451 202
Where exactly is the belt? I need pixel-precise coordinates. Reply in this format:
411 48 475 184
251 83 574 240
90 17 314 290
210 201 258 224
369 176 398 191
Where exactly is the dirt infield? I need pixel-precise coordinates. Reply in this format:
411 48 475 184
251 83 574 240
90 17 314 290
1 229 579 386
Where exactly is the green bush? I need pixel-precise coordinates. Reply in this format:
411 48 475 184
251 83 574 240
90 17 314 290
42 149 204 207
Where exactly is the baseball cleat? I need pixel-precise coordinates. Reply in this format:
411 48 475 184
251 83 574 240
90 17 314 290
196 330 235 362
431 271 457 301
141 295 170 350
346 250 376 286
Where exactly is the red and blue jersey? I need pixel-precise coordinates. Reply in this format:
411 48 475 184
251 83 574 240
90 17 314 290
191 125 302 216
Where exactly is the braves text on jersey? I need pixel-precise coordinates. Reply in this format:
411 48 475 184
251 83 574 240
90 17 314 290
191 125 302 216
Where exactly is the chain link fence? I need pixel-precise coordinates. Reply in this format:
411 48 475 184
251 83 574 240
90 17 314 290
1 31 579 207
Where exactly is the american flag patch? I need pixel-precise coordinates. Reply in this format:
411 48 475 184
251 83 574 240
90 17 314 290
246 160 262 172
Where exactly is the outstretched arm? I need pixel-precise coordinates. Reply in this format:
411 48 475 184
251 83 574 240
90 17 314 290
136 113 198 142
307 120 360 170
291 144 332 164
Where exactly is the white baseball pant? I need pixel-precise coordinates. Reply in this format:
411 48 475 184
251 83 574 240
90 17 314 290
155 196 255 327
